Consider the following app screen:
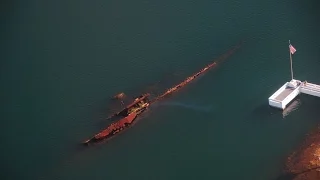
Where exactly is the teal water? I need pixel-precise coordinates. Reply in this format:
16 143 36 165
2 1 320 180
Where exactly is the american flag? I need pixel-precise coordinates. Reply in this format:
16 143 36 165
289 44 296 54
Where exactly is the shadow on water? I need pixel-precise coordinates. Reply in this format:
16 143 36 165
251 99 301 122
251 102 280 121
282 99 301 118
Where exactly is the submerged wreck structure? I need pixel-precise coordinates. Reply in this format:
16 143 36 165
279 126 320 180
112 92 125 100
83 42 242 145
83 94 150 144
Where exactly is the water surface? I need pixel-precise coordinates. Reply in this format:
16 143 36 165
2 1 320 180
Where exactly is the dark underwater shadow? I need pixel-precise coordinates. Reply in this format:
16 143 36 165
274 172 297 180
274 167 320 180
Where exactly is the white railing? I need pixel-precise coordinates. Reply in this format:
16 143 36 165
268 83 288 100
282 87 300 106
300 82 320 97
302 83 320 91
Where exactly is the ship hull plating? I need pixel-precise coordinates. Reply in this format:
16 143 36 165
82 42 242 146
83 96 150 145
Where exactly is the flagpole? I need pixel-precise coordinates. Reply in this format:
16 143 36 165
289 40 294 80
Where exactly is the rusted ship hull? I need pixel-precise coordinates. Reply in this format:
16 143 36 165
82 42 242 146
83 112 137 144
83 95 150 145
105 94 150 120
